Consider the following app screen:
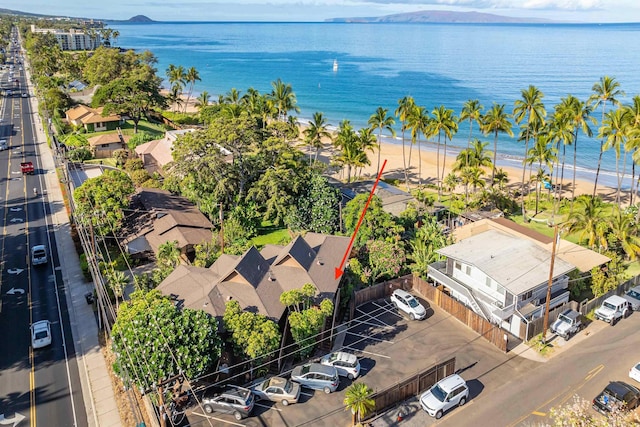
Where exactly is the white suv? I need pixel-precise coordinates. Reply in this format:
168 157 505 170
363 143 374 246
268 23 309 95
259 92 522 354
390 289 426 320
420 374 469 419
594 295 631 325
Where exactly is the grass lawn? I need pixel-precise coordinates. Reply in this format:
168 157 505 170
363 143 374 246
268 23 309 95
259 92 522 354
89 119 166 139
85 158 117 167
251 222 291 248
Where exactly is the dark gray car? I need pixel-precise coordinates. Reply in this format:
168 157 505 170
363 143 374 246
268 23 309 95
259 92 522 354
202 386 254 420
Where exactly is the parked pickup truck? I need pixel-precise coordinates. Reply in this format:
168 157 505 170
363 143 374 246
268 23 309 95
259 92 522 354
20 161 34 175
550 309 583 340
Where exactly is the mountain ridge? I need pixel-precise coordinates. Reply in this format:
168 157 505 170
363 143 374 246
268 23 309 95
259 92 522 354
326 10 557 24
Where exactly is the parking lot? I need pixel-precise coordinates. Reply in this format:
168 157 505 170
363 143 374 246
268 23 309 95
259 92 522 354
183 293 530 426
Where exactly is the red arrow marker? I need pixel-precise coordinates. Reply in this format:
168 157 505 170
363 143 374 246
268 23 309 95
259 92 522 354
334 159 387 279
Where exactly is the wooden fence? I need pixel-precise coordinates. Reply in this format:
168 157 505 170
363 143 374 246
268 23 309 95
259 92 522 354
520 300 579 341
413 275 508 352
349 275 412 320
365 357 456 421
579 275 640 316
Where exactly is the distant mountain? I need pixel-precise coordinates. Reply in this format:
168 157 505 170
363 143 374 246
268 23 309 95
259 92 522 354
0 8 66 18
326 10 555 24
127 15 154 23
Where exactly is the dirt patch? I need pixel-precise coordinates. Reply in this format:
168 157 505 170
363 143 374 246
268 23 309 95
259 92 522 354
100 332 153 427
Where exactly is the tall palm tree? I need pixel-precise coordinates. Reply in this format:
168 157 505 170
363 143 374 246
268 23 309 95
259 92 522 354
368 107 396 174
357 127 378 178
626 95 640 205
343 382 375 426
195 91 210 111
547 109 574 201
270 78 300 121
607 207 640 261
184 66 201 112
406 105 429 186
566 196 606 250
513 85 546 215
526 134 557 214
333 120 368 183
589 76 624 197
556 95 594 205
166 64 186 101
107 270 129 311
481 103 514 186
599 107 630 205
430 105 458 198
459 99 484 166
303 112 332 163
395 96 415 189
224 88 242 105
459 166 486 207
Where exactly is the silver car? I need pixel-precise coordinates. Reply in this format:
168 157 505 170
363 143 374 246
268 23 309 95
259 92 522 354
391 289 426 320
291 362 339 394
251 376 300 405
202 386 254 420
623 286 640 311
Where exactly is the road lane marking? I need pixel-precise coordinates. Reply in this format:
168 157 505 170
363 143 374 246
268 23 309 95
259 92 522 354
585 364 604 381
532 411 546 416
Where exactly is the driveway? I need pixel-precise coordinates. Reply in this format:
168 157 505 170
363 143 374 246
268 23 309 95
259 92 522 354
182 293 531 426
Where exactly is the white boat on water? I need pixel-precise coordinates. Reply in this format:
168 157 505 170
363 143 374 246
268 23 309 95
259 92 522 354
333 59 338 72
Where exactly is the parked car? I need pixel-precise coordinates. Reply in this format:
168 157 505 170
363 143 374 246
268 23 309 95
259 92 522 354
290 362 339 394
320 351 361 380
630 362 640 383
251 376 300 406
31 320 52 349
31 245 47 266
594 295 631 325
592 381 640 415
550 309 583 340
419 374 469 419
622 286 640 311
0 139 7 151
201 386 254 420
390 289 426 320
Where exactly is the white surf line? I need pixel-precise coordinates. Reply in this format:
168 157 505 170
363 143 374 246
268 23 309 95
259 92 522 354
191 411 245 426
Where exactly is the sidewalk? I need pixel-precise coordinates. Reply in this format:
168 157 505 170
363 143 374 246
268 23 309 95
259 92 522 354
29 78 120 426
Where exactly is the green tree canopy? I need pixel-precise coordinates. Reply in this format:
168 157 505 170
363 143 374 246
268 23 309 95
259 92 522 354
111 290 222 391
73 169 135 234
222 300 281 362
285 172 341 234
342 194 404 250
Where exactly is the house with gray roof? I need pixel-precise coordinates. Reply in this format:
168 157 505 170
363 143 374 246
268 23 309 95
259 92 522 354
427 218 609 337
157 232 351 328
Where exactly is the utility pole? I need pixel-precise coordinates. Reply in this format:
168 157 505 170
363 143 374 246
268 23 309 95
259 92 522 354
542 224 559 343
219 201 224 253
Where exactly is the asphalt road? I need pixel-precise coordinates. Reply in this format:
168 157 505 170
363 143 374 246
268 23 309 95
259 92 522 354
0 35 87 427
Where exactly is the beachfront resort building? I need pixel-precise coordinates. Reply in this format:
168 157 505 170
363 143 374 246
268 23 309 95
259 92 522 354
30 25 102 51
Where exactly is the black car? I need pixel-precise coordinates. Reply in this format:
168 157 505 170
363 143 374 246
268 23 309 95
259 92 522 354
592 381 640 414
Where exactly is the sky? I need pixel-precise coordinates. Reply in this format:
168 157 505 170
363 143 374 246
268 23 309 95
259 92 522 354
7 0 640 23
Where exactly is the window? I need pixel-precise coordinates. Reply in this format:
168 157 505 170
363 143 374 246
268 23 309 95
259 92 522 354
455 261 461 270
520 290 533 301
465 266 471 275
485 277 492 288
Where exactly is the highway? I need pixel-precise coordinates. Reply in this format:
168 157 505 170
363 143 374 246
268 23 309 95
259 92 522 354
0 34 87 427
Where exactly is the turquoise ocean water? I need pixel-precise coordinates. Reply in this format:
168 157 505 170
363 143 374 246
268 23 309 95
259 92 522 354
111 21 640 187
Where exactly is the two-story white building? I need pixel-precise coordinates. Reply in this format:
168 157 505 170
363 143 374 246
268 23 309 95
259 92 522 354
427 218 609 337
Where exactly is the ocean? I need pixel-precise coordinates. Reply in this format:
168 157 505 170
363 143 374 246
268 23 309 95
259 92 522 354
111 21 640 186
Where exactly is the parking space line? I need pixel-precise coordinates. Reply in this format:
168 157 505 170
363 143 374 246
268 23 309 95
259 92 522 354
345 346 391 359
255 402 282 411
346 331 394 344
349 317 395 332
191 411 245 426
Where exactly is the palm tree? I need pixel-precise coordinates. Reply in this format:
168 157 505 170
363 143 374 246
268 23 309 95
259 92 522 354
368 107 396 174
270 78 300 121
599 107 630 205
566 196 606 250
357 127 378 178
333 120 367 183
589 76 624 197
556 95 595 205
625 95 640 205
526 134 557 215
513 85 546 215
166 64 186 101
406 105 428 186
343 382 375 426
547 109 574 202
430 105 458 198
184 66 201 112
459 166 486 207
107 270 129 311
195 91 210 111
224 88 242 105
607 207 640 261
111 30 120 46
157 240 181 271
460 99 484 149
303 112 332 163
395 96 415 189
481 103 514 186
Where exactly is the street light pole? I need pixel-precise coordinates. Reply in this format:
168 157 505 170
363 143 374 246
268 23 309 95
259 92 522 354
542 224 559 343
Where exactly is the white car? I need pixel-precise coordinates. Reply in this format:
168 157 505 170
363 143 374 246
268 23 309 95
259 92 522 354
420 374 469 419
630 362 640 383
320 351 361 380
390 289 426 320
31 320 52 349
31 245 47 265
